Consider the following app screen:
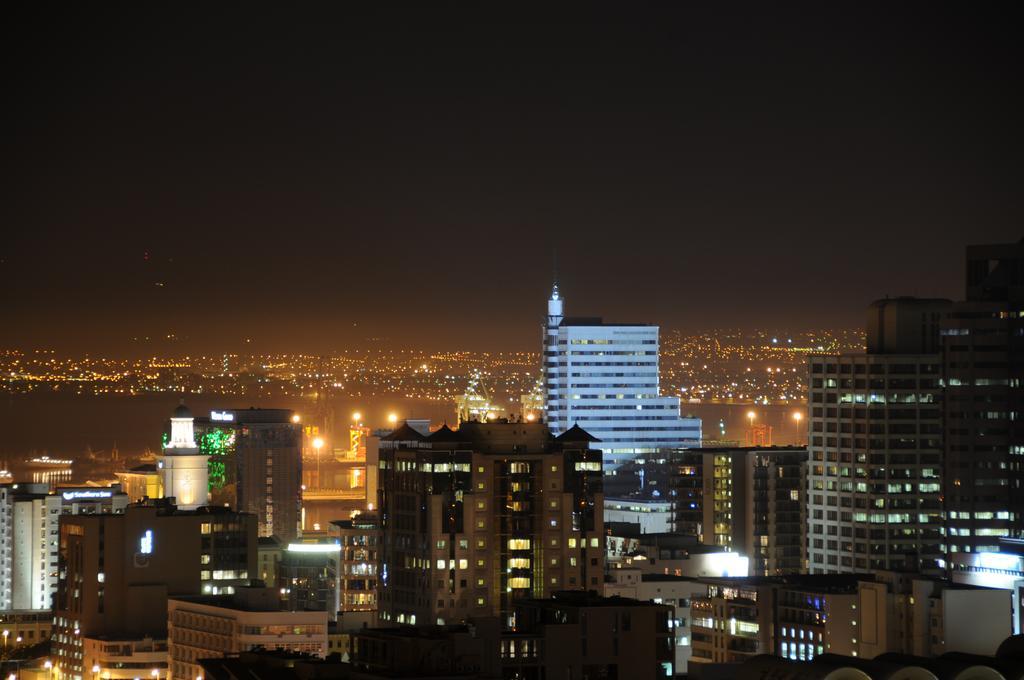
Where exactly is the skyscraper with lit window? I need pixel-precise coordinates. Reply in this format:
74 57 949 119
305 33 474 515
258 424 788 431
943 240 1024 567
542 283 701 471
377 420 604 627
193 408 302 543
806 298 949 575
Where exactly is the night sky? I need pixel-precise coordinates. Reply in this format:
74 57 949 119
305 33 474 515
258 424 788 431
3 5 1021 353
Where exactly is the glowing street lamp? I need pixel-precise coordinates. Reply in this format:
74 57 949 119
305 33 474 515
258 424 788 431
291 414 300 424
387 413 398 426
792 411 804 443
746 410 756 428
352 411 362 423
3 629 8 651
92 665 101 680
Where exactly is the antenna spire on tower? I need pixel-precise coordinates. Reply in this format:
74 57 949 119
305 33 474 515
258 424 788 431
551 248 560 300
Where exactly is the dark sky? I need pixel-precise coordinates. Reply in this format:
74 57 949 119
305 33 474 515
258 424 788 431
2 5 1021 354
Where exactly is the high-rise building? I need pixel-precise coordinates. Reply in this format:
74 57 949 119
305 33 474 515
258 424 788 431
666 447 806 575
0 483 128 612
377 420 604 627
806 298 949 575
193 408 302 543
330 515 380 615
542 283 701 471
53 501 256 680
943 241 1024 566
278 540 341 621
160 403 210 511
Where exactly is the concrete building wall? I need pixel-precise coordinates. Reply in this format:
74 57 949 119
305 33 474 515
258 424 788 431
941 587 1011 656
168 596 327 680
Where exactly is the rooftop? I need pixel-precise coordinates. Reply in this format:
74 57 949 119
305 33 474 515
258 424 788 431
518 590 667 609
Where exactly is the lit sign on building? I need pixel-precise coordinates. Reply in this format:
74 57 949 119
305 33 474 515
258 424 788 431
211 411 235 422
286 542 341 553
61 490 114 501
140 530 154 555
706 552 750 577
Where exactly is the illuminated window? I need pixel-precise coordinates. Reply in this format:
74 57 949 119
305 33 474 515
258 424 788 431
508 539 531 550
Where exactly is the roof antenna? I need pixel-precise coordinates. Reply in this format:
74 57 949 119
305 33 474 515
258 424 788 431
551 247 560 300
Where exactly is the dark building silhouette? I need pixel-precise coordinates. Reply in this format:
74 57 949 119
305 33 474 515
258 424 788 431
944 240 1024 565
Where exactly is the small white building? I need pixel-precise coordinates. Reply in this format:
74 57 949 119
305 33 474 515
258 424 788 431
167 587 328 680
604 497 675 534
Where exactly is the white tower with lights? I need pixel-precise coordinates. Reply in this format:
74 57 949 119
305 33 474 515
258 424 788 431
542 281 702 471
160 401 209 510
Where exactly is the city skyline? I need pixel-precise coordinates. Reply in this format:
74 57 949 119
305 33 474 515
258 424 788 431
3 6 1021 353
1 7 1022 678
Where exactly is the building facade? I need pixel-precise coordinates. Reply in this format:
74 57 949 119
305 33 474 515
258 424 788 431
330 515 379 614
194 409 302 544
542 283 701 470
1 483 128 613
52 502 256 680
670 447 806 575
377 420 605 627
807 298 949 575
167 588 327 680
277 541 340 621
689 575 859 666
943 241 1024 567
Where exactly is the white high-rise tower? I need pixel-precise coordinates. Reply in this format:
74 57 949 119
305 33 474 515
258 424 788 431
160 401 209 510
542 283 701 471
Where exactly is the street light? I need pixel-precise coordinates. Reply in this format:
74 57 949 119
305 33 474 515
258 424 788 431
151 669 158 679
352 411 362 422
792 411 804 443
3 629 8 651
746 410 756 427
291 414 300 424
387 413 398 426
